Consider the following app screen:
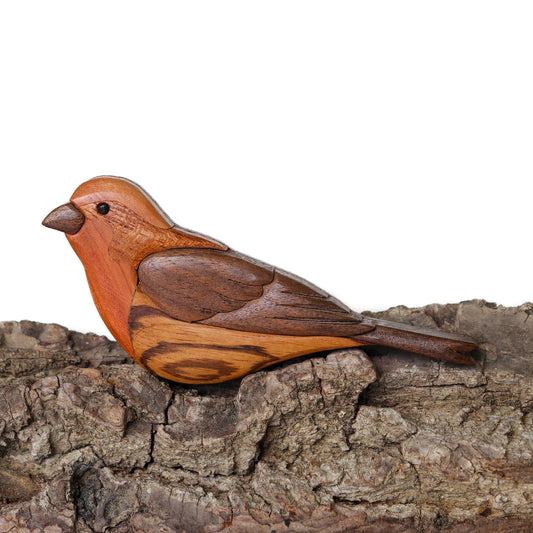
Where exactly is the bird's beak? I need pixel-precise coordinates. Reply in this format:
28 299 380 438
42 202 85 235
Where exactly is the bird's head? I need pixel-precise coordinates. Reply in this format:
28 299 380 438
43 176 225 267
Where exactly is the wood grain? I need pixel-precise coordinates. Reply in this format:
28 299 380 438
136 248 374 336
355 319 478 365
128 290 361 383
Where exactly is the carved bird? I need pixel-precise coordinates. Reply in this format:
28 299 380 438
42 176 476 383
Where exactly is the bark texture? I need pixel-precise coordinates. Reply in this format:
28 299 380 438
0 300 532 532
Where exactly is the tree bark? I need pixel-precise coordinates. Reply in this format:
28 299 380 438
0 299 532 532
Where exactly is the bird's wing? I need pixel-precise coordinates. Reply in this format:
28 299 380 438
135 248 374 337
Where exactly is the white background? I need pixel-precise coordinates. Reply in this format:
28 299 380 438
1 2 531 338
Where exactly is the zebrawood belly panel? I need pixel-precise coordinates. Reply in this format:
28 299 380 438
128 291 361 384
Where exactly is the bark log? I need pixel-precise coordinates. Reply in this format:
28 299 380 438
0 300 532 532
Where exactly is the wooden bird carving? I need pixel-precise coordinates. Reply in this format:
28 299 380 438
43 176 476 384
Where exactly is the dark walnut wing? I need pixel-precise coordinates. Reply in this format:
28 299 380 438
135 248 374 337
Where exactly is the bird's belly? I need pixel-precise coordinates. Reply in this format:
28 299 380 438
128 292 361 384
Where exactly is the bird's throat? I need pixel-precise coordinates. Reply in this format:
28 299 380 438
67 224 137 356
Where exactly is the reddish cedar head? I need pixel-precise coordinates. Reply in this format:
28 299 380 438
43 176 477 384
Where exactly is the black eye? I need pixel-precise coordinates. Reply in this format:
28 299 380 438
97 202 110 215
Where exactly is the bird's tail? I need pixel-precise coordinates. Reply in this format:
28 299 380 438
354 318 477 365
